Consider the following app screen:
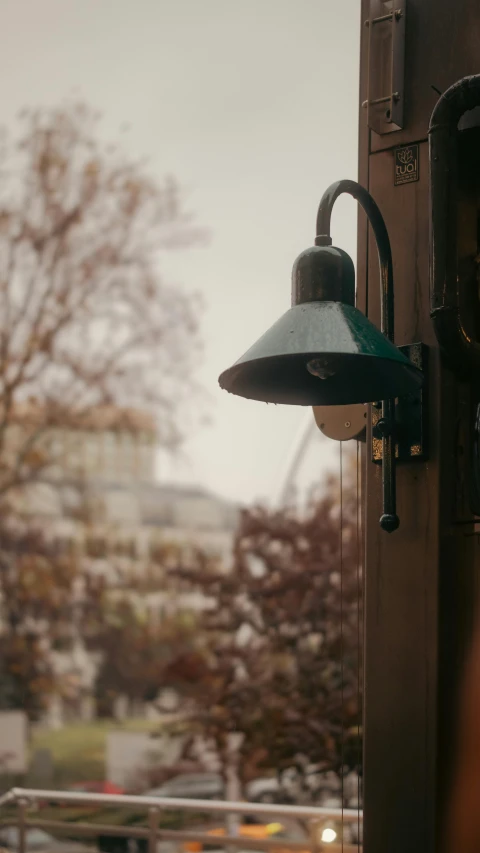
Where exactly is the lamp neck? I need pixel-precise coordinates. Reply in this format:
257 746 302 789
315 179 394 343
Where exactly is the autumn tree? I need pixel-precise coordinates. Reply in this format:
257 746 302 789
90 544 220 718
0 102 206 495
0 516 106 720
93 597 200 719
0 102 207 717
0 515 204 722
164 468 363 794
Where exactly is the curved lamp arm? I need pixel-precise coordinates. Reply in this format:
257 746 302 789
315 179 394 344
315 179 399 533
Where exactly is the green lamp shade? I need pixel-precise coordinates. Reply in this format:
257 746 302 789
218 301 423 406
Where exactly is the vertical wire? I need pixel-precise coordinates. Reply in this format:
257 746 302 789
361 441 366 850
356 441 362 850
339 441 344 853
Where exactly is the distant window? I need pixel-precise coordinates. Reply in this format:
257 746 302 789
120 432 138 480
140 440 154 480
66 431 84 477
103 431 118 478
85 435 99 472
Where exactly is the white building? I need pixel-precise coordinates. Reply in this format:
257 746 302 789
5 405 239 725
10 405 238 564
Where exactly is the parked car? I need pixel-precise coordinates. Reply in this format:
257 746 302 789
146 773 224 801
182 816 308 853
146 772 297 806
244 778 291 804
0 827 94 853
68 782 125 796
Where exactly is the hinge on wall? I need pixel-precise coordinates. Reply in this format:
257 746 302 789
363 0 406 135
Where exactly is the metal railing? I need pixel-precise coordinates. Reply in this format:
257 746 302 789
0 788 362 853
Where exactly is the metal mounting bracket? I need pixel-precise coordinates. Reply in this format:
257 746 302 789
363 0 406 134
372 343 428 464
312 403 367 442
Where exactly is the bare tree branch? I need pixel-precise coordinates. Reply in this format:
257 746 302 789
0 101 208 493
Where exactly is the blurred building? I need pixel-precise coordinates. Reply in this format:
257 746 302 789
5 405 239 725
9 404 238 565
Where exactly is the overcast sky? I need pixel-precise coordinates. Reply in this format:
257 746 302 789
0 0 360 505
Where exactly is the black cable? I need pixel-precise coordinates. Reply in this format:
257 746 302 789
356 441 362 847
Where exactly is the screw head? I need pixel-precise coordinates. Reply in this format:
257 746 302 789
376 418 393 438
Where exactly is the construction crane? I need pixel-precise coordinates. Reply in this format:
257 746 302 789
273 412 318 508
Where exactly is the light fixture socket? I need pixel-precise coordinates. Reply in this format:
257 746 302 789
291 245 355 306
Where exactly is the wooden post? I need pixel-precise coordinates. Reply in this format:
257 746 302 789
148 807 159 853
17 800 27 853
357 1 480 851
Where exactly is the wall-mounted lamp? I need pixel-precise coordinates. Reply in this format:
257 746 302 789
219 180 424 531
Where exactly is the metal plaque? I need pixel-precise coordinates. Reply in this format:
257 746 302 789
394 144 420 186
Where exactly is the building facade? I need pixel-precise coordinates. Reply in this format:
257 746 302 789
4 406 239 726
